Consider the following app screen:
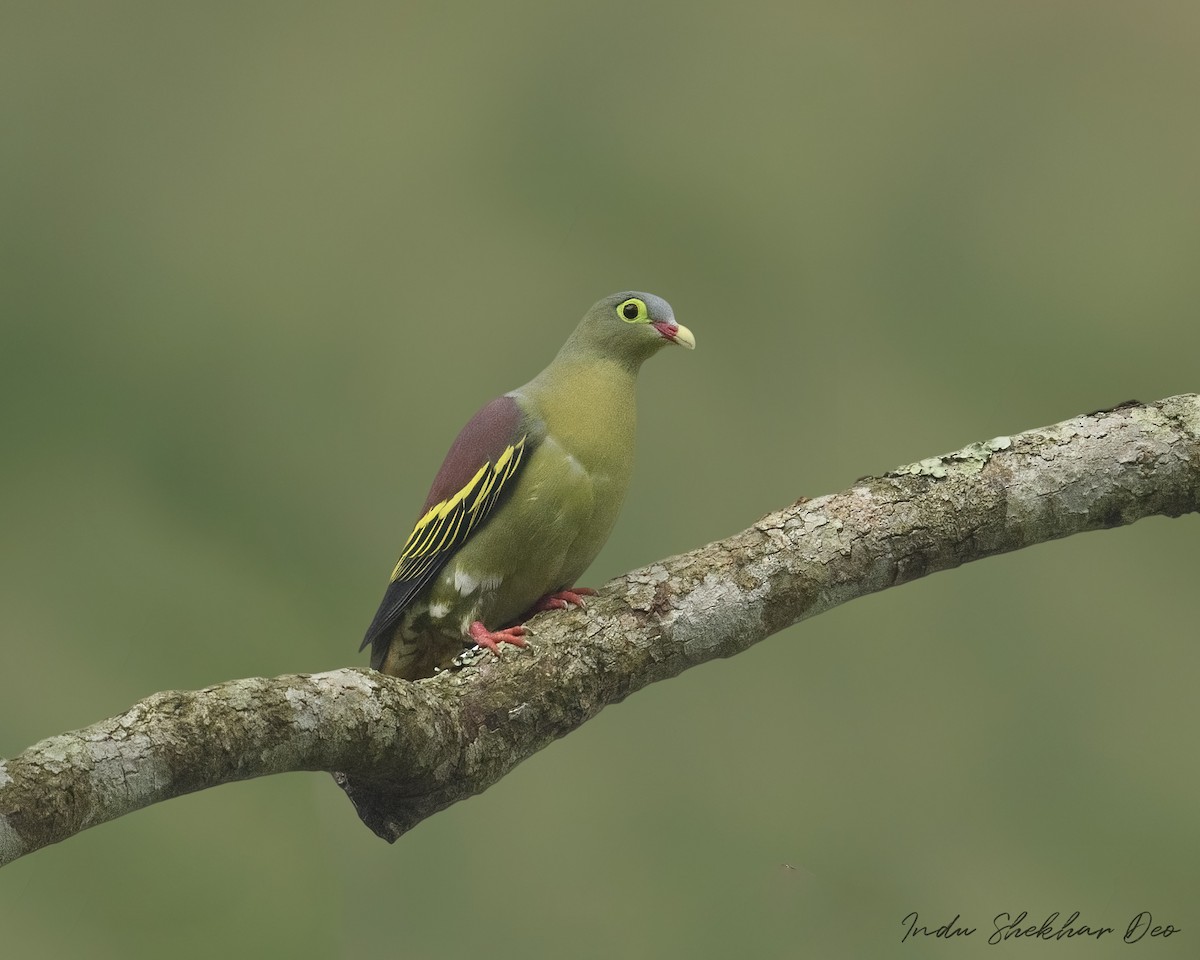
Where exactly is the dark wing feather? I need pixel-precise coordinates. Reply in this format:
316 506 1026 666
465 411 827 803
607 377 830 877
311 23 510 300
360 396 530 653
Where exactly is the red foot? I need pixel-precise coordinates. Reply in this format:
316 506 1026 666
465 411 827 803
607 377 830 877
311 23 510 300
531 587 597 612
469 621 528 655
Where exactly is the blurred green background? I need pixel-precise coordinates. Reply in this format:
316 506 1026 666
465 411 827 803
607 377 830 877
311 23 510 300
2 2 1197 957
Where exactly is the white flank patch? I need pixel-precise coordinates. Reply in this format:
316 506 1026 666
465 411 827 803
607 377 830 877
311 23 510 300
454 568 479 595
428 601 451 619
454 569 503 596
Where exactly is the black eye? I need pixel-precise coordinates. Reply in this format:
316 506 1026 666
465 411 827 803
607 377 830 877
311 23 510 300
622 302 639 320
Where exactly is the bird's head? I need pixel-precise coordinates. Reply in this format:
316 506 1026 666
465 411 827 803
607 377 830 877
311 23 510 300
563 291 695 368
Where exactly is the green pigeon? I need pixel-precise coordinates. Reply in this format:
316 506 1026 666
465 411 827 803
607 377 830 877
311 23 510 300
361 291 694 679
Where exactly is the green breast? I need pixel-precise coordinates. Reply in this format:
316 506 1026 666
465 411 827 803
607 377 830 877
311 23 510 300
420 356 638 631
515 355 637 579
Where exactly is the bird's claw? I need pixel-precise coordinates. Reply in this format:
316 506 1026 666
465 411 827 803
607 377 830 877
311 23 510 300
532 587 597 613
468 621 528 655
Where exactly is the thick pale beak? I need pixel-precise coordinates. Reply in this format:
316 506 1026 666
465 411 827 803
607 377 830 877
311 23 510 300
653 320 696 350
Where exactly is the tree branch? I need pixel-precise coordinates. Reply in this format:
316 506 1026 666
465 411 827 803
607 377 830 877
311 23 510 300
3 394 1197 866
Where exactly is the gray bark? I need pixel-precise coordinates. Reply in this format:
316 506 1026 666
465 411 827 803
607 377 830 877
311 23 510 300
2 394 1197 867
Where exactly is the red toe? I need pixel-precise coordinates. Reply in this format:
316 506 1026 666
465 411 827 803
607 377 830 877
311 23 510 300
531 587 597 613
469 621 528 654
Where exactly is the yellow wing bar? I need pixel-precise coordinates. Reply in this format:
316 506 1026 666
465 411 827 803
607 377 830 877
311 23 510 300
389 435 527 583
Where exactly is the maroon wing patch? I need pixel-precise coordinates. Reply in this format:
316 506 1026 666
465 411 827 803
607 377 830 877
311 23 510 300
360 395 530 655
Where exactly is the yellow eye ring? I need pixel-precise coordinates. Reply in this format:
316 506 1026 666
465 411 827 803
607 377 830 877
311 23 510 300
616 297 649 323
